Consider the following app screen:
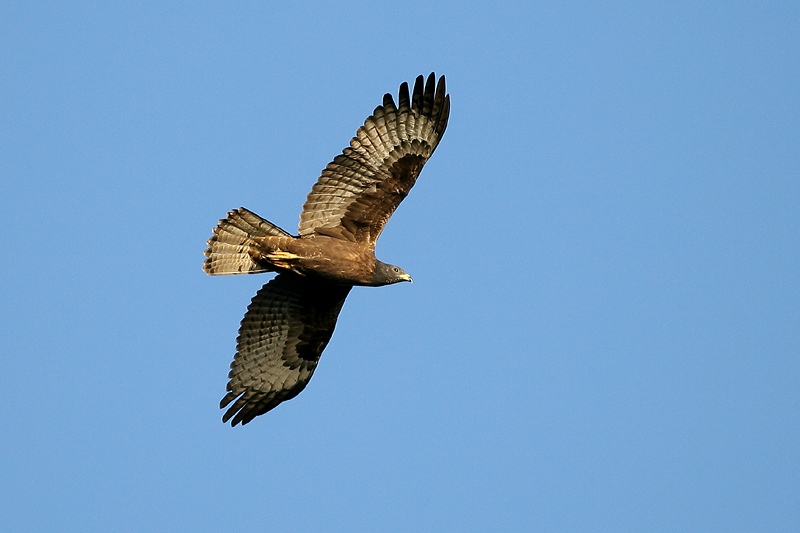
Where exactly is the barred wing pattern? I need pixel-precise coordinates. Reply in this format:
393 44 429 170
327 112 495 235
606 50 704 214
220 273 351 425
298 73 450 245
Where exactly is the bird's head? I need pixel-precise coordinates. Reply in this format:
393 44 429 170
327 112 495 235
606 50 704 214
372 261 413 286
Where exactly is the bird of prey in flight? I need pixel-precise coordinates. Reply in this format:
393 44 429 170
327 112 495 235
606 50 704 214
204 73 450 425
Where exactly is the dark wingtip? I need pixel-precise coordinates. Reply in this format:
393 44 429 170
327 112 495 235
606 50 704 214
398 81 411 112
407 72 450 144
411 74 425 112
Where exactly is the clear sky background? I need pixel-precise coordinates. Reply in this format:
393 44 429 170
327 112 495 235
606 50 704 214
2 2 798 531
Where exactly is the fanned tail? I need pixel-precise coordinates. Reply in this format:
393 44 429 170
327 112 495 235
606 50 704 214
204 207 292 275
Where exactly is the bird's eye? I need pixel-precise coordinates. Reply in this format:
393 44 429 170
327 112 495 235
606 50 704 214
393 267 400 272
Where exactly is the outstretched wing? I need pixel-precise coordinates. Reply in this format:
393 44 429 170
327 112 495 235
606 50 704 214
298 73 450 245
220 273 351 426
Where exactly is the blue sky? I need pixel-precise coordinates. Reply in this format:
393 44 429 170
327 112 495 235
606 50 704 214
2 2 798 531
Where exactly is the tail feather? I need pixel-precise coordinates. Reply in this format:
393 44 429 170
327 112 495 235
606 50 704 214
204 207 292 275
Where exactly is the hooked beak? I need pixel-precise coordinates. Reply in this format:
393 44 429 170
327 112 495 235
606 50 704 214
401 273 413 283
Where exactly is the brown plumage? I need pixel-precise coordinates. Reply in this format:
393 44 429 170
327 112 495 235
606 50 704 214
204 73 450 425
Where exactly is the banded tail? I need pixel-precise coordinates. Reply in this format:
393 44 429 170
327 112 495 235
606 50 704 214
204 207 292 275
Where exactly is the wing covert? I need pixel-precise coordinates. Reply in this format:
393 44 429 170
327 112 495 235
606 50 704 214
220 273 351 425
298 73 450 244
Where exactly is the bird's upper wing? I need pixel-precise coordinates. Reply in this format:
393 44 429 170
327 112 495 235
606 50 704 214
298 73 450 245
220 273 351 426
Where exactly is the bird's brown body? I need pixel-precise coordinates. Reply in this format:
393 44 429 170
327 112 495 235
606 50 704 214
250 235 404 287
204 73 449 425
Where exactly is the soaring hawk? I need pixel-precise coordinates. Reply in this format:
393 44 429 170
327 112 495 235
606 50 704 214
204 73 450 425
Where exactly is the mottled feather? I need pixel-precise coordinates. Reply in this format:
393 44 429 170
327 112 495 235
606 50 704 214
298 73 450 244
220 273 351 425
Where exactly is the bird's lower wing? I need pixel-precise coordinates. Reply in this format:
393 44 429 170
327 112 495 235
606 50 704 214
220 273 351 426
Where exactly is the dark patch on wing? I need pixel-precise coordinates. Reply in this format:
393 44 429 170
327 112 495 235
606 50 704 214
298 73 450 245
220 273 351 425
